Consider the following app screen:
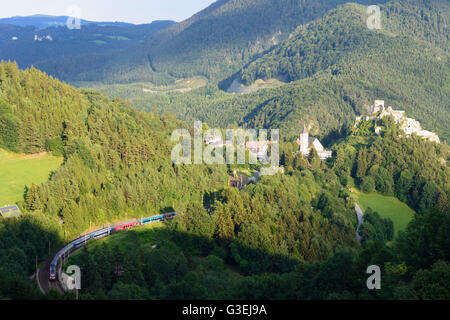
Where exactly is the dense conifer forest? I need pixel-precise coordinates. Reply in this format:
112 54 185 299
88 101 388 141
0 62 229 299
1 63 448 300
0 0 448 301
66 120 449 299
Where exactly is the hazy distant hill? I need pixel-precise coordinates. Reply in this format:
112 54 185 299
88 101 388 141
0 20 176 70
0 14 134 29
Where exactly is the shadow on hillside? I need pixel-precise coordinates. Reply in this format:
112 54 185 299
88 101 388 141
159 206 175 214
0 214 371 300
0 216 63 300
168 227 301 275
64 221 309 300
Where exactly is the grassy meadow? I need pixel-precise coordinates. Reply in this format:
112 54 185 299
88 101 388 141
0 148 63 206
352 190 415 237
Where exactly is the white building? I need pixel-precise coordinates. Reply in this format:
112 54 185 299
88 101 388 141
246 141 270 161
378 106 406 124
369 100 385 114
297 125 332 160
204 134 222 145
403 118 422 135
415 130 440 143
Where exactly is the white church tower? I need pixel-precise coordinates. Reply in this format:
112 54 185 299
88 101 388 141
299 124 309 156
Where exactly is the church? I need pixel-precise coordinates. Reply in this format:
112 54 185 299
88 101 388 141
296 125 332 160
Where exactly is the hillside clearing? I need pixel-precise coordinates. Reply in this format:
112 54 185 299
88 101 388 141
352 190 415 237
0 148 63 206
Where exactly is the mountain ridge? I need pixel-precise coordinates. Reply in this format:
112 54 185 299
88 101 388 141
30 0 387 84
0 14 137 29
120 0 449 142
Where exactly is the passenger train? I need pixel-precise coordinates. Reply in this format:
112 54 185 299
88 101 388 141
49 212 177 280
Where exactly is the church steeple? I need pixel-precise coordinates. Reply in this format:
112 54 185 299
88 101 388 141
302 123 308 134
299 123 309 156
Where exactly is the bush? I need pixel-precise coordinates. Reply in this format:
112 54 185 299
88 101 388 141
361 176 375 193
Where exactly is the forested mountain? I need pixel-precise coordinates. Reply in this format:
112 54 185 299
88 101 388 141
3 1 447 143
227 0 450 141
136 0 385 81
0 0 449 301
0 20 176 71
0 60 449 300
30 0 385 84
0 60 231 298
236 0 449 84
117 0 449 142
0 61 229 236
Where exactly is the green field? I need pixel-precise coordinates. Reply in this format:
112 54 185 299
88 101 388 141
352 190 415 236
0 149 63 206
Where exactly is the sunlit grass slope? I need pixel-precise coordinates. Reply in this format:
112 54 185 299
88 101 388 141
0 148 63 206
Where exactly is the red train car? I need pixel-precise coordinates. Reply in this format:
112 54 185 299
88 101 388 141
114 220 140 232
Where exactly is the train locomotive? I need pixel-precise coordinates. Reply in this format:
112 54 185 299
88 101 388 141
49 212 176 281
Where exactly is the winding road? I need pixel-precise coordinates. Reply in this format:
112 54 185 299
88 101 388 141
355 204 364 242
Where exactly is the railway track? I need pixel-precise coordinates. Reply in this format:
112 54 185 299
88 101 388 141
37 212 176 295
38 253 63 294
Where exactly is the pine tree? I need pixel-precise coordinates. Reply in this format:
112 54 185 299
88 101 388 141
214 204 234 240
356 147 369 179
24 183 42 211
309 148 321 172
20 114 42 153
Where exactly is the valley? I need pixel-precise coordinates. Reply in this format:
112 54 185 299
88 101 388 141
0 0 448 303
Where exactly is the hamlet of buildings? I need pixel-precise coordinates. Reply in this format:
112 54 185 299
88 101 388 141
204 126 332 162
204 134 271 161
34 34 53 41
